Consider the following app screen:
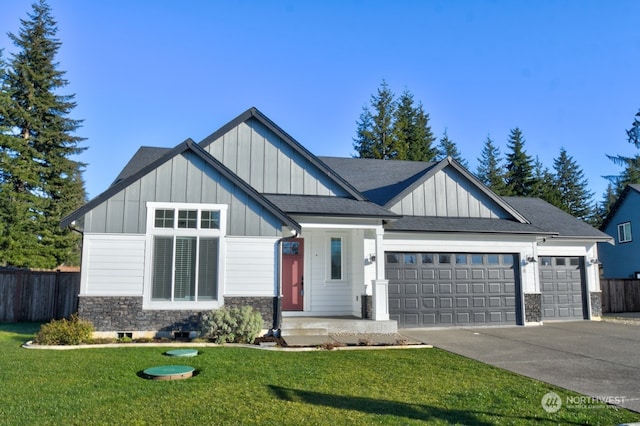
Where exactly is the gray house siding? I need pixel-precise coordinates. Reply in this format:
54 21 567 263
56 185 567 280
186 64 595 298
204 118 350 197
600 189 640 278
389 167 511 219
83 151 283 237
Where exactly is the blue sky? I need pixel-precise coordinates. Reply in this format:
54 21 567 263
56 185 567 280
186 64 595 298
2 1 640 202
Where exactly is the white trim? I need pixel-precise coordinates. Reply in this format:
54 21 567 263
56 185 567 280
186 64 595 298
618 222 632 243
327 234 346 282
301 222 381 230
143 202 228 310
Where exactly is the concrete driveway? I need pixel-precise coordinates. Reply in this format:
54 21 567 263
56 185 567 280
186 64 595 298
400 321 640 413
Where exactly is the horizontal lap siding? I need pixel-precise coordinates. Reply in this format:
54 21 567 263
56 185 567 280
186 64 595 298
224 237 278 297
83 235 146 296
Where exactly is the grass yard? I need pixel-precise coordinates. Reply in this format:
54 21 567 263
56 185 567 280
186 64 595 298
1 323 638 425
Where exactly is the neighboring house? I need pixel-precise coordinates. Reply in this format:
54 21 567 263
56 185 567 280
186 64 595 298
62 107 611 336
599 184 640 278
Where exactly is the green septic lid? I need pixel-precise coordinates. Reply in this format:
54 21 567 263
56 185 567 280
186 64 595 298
143 365 195 380
165 349 199 357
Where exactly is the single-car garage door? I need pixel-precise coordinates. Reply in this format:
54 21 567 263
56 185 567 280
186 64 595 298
540 256 587 320
386 252 521 328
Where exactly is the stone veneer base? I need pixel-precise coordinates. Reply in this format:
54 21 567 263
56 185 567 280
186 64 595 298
77 295 275 334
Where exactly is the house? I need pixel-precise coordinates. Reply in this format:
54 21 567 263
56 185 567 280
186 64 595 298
62 107 611 336
599 184 640 278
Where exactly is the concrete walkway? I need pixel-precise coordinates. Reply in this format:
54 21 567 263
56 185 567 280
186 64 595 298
400 321 640 413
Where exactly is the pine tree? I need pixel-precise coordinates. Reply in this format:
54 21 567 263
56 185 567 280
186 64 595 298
0 0 86 268
476 135 506 194
353 81 396 159
504 127 534 196
436 129 468 167
552 147 593 221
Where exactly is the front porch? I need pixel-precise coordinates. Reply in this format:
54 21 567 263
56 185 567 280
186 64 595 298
281 316 397 336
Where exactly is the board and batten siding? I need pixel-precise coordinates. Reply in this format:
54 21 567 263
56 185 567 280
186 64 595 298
81 234 146 296
224 237 278 297
390 167 511 219
83 151 282 237
204 118 350 198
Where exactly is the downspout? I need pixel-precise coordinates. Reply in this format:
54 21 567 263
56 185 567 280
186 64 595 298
67 221 84 318
272 229 299 336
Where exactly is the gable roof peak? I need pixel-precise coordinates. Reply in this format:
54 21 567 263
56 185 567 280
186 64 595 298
198 107 366 201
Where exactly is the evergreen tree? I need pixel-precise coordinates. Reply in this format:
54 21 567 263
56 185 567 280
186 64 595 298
393 90 436 161
504 127 534 196
476 135 506 194
353 81 396 159
605 109 640 196
354 82 436 161
552 147 593 221
436 129 468 167
593 184 617 227
0 0 86 268
530 156 561 205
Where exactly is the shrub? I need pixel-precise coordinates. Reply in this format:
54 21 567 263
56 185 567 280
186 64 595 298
34 314 94 345
199 306 264 344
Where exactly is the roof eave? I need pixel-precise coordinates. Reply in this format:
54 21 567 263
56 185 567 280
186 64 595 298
382 157 531 224
61 139 302 233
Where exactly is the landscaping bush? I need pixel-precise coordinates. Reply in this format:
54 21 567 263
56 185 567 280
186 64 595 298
199 306 263 344
34 314 94 345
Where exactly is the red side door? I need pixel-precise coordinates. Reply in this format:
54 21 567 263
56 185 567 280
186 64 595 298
282 239 304 311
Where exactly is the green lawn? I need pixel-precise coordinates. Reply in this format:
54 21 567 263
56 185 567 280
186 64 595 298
1 323 638 425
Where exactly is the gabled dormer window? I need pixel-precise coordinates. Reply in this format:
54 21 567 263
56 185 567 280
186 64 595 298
618 222 632 243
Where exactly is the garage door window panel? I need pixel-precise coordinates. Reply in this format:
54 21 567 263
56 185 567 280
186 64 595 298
387 251 520 327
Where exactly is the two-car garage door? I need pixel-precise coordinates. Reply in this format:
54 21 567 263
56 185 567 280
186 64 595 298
386 252 520 328
386 252 588 328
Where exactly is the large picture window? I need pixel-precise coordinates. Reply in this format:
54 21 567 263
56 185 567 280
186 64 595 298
618 222 632 243
147 203 226 307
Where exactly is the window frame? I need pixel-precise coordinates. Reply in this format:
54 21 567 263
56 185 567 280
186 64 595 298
144 202 227 310
328 235 345 282
618 222 632 244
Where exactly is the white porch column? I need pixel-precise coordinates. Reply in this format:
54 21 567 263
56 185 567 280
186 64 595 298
372 225 389 320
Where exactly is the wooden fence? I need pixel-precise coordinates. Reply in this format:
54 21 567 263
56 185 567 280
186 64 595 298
0 270 80 322
601 279 640 313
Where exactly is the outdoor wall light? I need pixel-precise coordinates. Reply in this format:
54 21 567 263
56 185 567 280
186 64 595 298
590 258 602 265
369 254 376 262
526 256 537 263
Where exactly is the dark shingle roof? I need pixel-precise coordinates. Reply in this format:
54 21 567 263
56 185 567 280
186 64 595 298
504 197 611 240
112 146 171 185
318 156 435 206
265 194 399 218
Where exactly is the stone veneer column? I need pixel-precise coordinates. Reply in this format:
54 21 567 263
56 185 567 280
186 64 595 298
590 292 602 318
524 293 542 323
